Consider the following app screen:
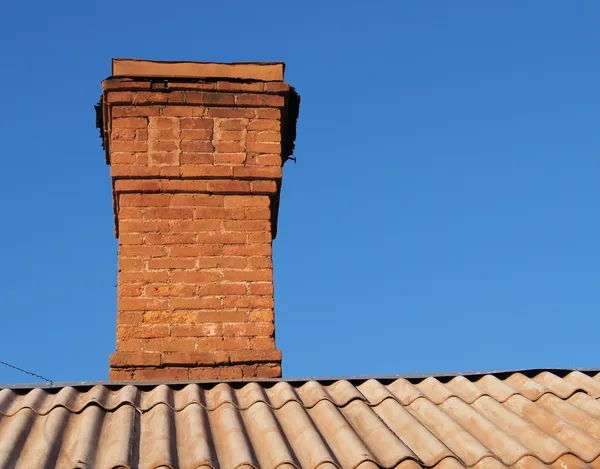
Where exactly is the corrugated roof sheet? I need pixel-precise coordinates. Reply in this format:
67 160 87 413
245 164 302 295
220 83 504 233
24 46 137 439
1 370 600 469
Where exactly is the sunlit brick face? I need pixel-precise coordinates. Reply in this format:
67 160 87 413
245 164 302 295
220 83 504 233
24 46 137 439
99 61 299 380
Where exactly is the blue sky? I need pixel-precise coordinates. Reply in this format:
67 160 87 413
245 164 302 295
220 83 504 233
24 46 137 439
0 2 598 384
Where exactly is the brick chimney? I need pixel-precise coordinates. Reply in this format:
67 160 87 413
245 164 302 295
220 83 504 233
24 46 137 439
97 59 300 381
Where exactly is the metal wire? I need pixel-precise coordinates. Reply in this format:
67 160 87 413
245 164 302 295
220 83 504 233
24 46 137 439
0 360 53 385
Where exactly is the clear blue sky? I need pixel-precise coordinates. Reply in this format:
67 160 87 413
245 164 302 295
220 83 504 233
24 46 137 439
1 2 598 384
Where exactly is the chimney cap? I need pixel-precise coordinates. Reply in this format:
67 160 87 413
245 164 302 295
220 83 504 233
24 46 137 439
112 58 285 81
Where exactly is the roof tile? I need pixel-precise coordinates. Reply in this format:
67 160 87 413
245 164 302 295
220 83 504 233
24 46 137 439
2 371 600 468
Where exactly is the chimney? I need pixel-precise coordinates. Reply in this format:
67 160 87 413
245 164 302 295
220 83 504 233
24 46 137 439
98 59 300 381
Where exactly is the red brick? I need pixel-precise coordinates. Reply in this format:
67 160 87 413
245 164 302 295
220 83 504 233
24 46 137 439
245 142 281 154
207 108 255 118
235 94 284 107
116 311 143 324
196 310 246 323
206 180 252 193
217 82 264 92
118 206 144 219
223 195 270 207
119 271 170 283
194 207 244 219
186 92 235 106
171 194 223 207
256 108 281 119
149 140 179 153
197 257 246 269
170 220 221 233
171 298 222 309
180 165 232 178
148 150 179 166
215 141 244 153
145 284 196 297
181 153 214 165
111 152 137 164
215 153 246 165
135 129 148 141
135 368 189 381
118 245 167 258
189 367 221 380
107 91 134 103
143 338 200 353
265 82 290 93
247 256 273 269
219 119 247 130
111 140 147 152
256 364 282 378
217 337 250 351
251 181 278 194
119 233 144 245
149 116 179 129
198 283 247 295
250 337 276 349
118 258 144 272
171 271 221 283
170 324 223 338
150 128 179 140
109 369 135 380
162 351 228 365
247 119 280 131
248 310 275 322
223 220 270 232
246 131 281 143
119 298 168 311
116 339 144 352
248 283 274 295
223 244 271 256
180 129 212 140
220 366 243 380
112 129 135 141
112 117 147 130
112 106 161 117
143 311 197 324
170 245 222 257
248 232 272 243
117 325 169 340
244 207 272 220
120 193 171 207
229 349 282 363
145 233 197 245
222 270 272 282
147 258 196 270
181 141 214 152
143 208 194 220
218 130 244 141
180 118 213 130
223 296 274 309
161 106 195 117
196 232 247 244
119 220 170 233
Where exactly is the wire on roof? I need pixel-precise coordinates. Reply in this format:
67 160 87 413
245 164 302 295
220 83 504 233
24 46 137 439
0 360 53 385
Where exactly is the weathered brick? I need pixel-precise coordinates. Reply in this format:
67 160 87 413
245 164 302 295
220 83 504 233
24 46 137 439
215 141 244 153
180 118 213 130
135 367 189 380
235 94 284 107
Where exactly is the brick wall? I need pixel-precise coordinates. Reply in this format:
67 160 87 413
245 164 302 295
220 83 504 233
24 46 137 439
99 64 299 380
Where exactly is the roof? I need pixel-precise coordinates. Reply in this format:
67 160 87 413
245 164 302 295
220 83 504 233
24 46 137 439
2 369 600 469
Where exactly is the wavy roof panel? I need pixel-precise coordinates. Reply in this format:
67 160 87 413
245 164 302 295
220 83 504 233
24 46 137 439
1 370 600 469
